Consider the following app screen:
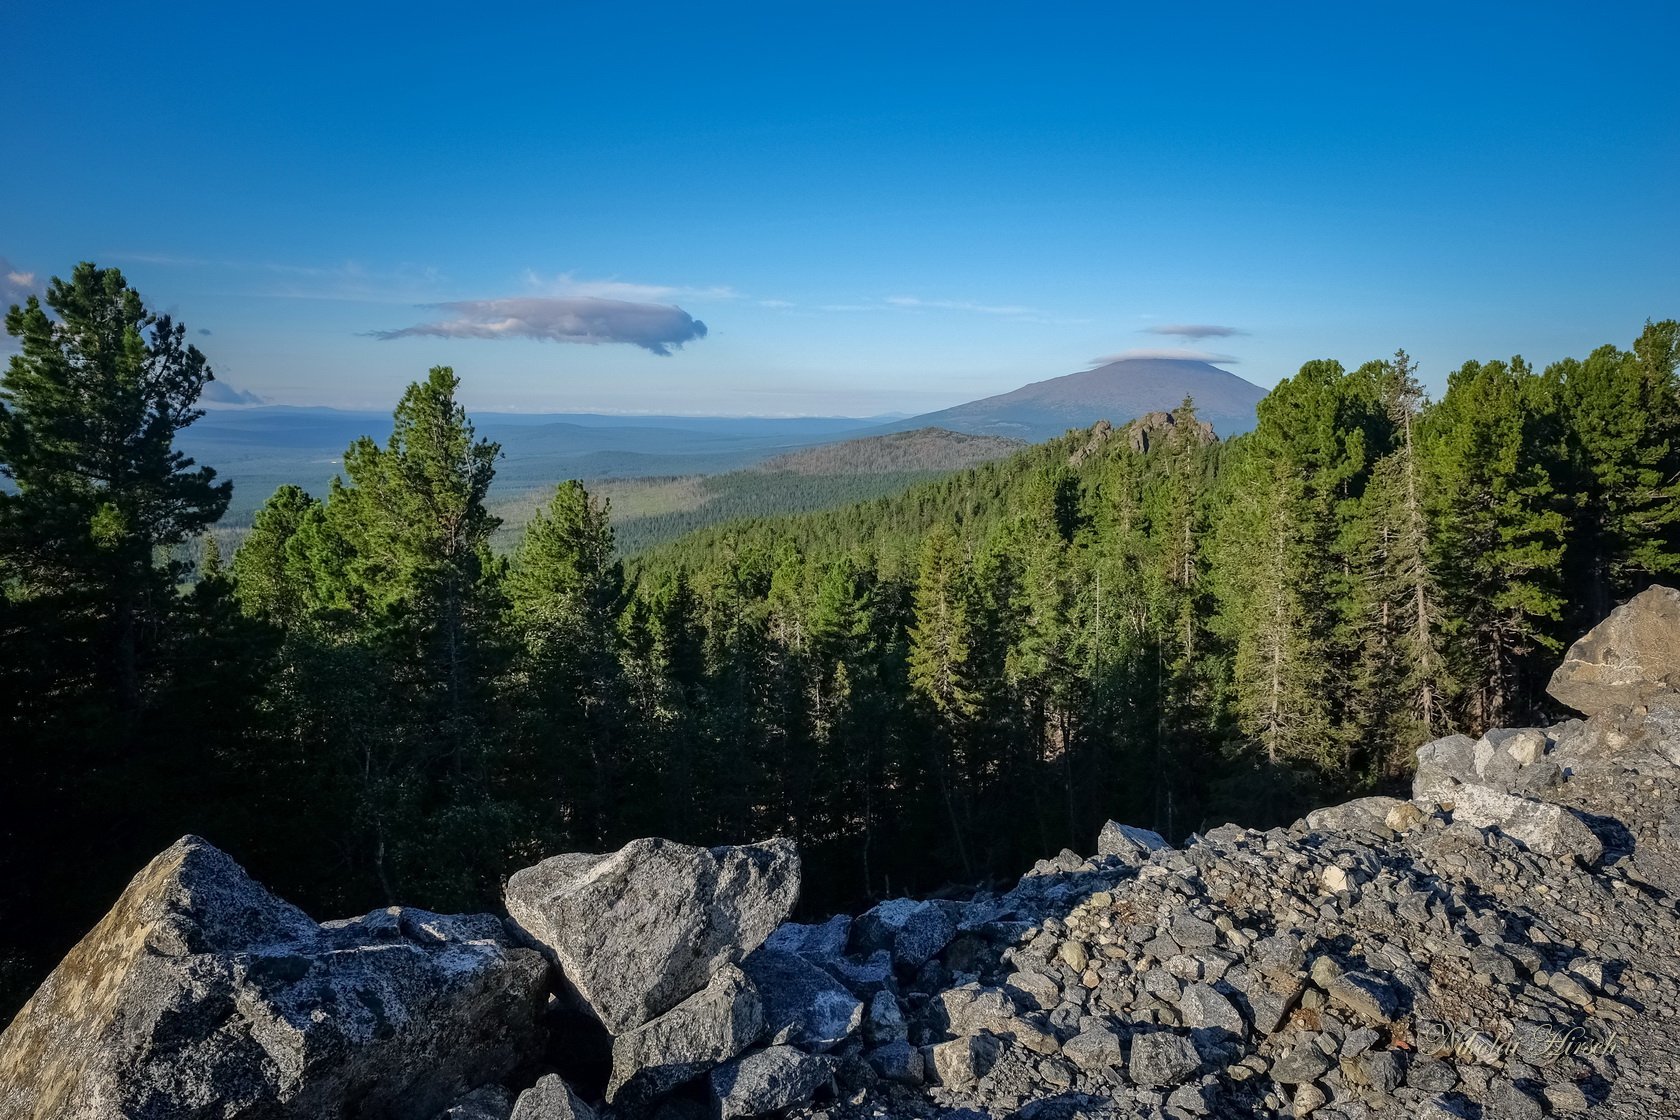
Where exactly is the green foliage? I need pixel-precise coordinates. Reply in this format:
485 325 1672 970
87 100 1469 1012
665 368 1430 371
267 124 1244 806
0 262 231 710
505 480 629 846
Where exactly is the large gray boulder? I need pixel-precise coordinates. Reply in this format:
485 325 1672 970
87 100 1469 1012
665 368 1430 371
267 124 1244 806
739 949 862 1052
1425 780 1603 865
0 836 547 1120
504 837 799 1034
607 964 764 1105
709 1045 835 1119
1413 734 1477 803
1548 584 1680 716
1305 796 1407 835
1096 820 1170 862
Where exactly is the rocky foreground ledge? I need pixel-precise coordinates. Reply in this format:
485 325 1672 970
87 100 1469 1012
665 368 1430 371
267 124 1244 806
4 588 1680 1120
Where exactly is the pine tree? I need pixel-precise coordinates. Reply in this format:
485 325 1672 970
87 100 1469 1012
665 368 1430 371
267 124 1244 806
0 262 231 717
231 484 318 623
0 263 232 1019
262 367 509 906
1216 361 1366 774
328 367 503 741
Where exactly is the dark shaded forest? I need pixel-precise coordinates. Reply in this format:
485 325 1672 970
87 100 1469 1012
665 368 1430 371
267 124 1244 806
3 263 1677 1024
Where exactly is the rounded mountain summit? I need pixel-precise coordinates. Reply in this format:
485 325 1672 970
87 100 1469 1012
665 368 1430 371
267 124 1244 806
886 357 1267 443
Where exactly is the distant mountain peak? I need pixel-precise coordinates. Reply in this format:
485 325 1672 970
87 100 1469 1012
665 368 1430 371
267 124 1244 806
886 357 1266 442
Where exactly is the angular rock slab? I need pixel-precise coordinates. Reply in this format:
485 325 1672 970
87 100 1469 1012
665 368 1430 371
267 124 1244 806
740 948 862 1052
0 836 548 1120
1128 1031 1201 1088
1305 796 1406 835
504 836 799 1033
607 964 763 1105
1097 820 1170 862
435 1085 515 1120
1413 734 1477 803
511 1074 596 1120
1429 780 1604 865
762 914 850 961
710 1045 835 1119
1548 584 1680 716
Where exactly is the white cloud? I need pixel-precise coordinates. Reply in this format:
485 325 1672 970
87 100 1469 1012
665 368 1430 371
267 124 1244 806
1144 324 1248 340
372 296 709 356
1 258 37 306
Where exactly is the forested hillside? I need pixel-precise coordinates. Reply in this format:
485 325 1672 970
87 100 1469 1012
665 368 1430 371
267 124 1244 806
3 264 1677 1029
490 429 1024 555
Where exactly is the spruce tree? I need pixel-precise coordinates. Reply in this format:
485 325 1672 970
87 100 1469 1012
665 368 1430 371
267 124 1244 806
907 525 982 874
506 479 628 846
1362 351 1450 768
1546 327 1680 623
1423 357 1568 730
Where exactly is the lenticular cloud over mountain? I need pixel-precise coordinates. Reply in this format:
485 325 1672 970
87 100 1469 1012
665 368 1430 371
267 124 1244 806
373 296 708 355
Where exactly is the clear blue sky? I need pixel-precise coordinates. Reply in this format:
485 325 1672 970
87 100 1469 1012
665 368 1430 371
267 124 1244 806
4 2 1677 414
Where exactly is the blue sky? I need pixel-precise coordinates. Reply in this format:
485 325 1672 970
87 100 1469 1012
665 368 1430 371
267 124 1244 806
4 2 1677 414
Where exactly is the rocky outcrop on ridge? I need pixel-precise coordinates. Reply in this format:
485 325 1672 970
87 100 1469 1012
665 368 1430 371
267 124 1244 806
4 586 1680 1119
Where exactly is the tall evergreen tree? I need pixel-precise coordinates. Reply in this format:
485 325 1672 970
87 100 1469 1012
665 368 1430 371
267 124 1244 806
1423 358 1568 730
907 526 983 875
506 479 628 847
1360 351 1450 769
0 262 231 717
1546 327 1680 623
231 484 318 624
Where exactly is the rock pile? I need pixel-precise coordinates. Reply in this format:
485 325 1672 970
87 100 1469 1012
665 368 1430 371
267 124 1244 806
773 586 1680 1120
4 586 1680 1119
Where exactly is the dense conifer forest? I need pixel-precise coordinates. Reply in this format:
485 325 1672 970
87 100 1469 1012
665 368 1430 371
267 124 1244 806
3 263 1677 1023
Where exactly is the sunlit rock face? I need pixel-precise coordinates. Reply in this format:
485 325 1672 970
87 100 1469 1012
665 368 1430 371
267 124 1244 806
0 837 548 1120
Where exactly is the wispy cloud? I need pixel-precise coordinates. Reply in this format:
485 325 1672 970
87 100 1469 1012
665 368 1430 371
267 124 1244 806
372 297 708 356
107 251 214 268
886 295 1040 317
1090 348 1240 365
525 270 739 303
1144 323 1248 340
259 261 446 303
1 257 37 306
106 252 448 304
